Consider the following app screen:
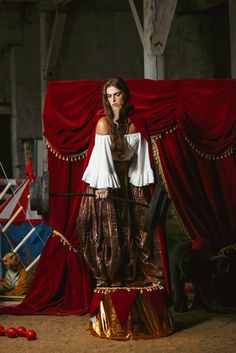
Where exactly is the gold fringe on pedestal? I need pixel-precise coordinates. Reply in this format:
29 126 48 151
90 289 174 340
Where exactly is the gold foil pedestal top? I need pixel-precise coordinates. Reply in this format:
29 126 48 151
90 285 174 340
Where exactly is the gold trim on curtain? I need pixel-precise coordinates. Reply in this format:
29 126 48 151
151 124 235 160
52 230 78 253
151 136 191 239
45 138 88 162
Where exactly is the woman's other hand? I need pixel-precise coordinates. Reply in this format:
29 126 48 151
95 188 108 199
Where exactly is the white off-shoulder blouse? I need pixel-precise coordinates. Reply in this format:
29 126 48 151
82 132 154 188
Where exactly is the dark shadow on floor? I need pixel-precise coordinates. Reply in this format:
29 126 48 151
172 308 216 332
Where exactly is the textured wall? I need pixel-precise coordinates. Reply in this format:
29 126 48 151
50 1 144 80
165 2 231 79
229 0 236 78
0 0 233 177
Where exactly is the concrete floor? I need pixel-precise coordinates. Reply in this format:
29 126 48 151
0 309 236 353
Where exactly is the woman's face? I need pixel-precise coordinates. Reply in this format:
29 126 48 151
106 86 125 110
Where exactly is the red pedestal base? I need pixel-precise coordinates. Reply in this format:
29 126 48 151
89 285 174 340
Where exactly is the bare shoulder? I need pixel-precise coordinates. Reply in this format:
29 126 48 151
96 116 110 135
128 122 138 134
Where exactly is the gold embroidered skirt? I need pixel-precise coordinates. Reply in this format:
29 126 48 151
77 160 163 286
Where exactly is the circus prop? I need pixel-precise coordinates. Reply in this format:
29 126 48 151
29 171 171 235
144 183 171 232
0 325 37 340
29 171 149 219
0 162 52 298
89 286 173 339
0 251 33 296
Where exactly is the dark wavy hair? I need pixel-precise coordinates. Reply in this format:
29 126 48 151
102 78 131 158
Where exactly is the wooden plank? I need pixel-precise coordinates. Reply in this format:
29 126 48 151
144 0 156 56
143 0 158 79
128 0 144 47
44 11 67 78
151 0 178 56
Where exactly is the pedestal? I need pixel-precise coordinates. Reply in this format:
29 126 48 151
89 285 174 340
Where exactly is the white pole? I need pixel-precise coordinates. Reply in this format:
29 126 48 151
13 227 36 253
1 206 23 232
0 183 11 200
25 254 41 272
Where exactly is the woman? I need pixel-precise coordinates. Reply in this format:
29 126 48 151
77 77 163 287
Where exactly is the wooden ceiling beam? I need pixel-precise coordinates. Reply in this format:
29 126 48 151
128 0 144 48
44 10 67 78
150 0 178 56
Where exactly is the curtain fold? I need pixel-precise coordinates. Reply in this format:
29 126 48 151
177 79 236 153
153 129 236 255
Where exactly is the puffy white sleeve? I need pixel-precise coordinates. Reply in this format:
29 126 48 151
128 134 154 186
82 134 120 188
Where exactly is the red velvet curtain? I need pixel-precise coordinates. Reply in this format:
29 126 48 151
155 79 236 254
1 78 236 315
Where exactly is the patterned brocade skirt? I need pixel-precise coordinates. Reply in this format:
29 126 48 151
77 161 163 286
